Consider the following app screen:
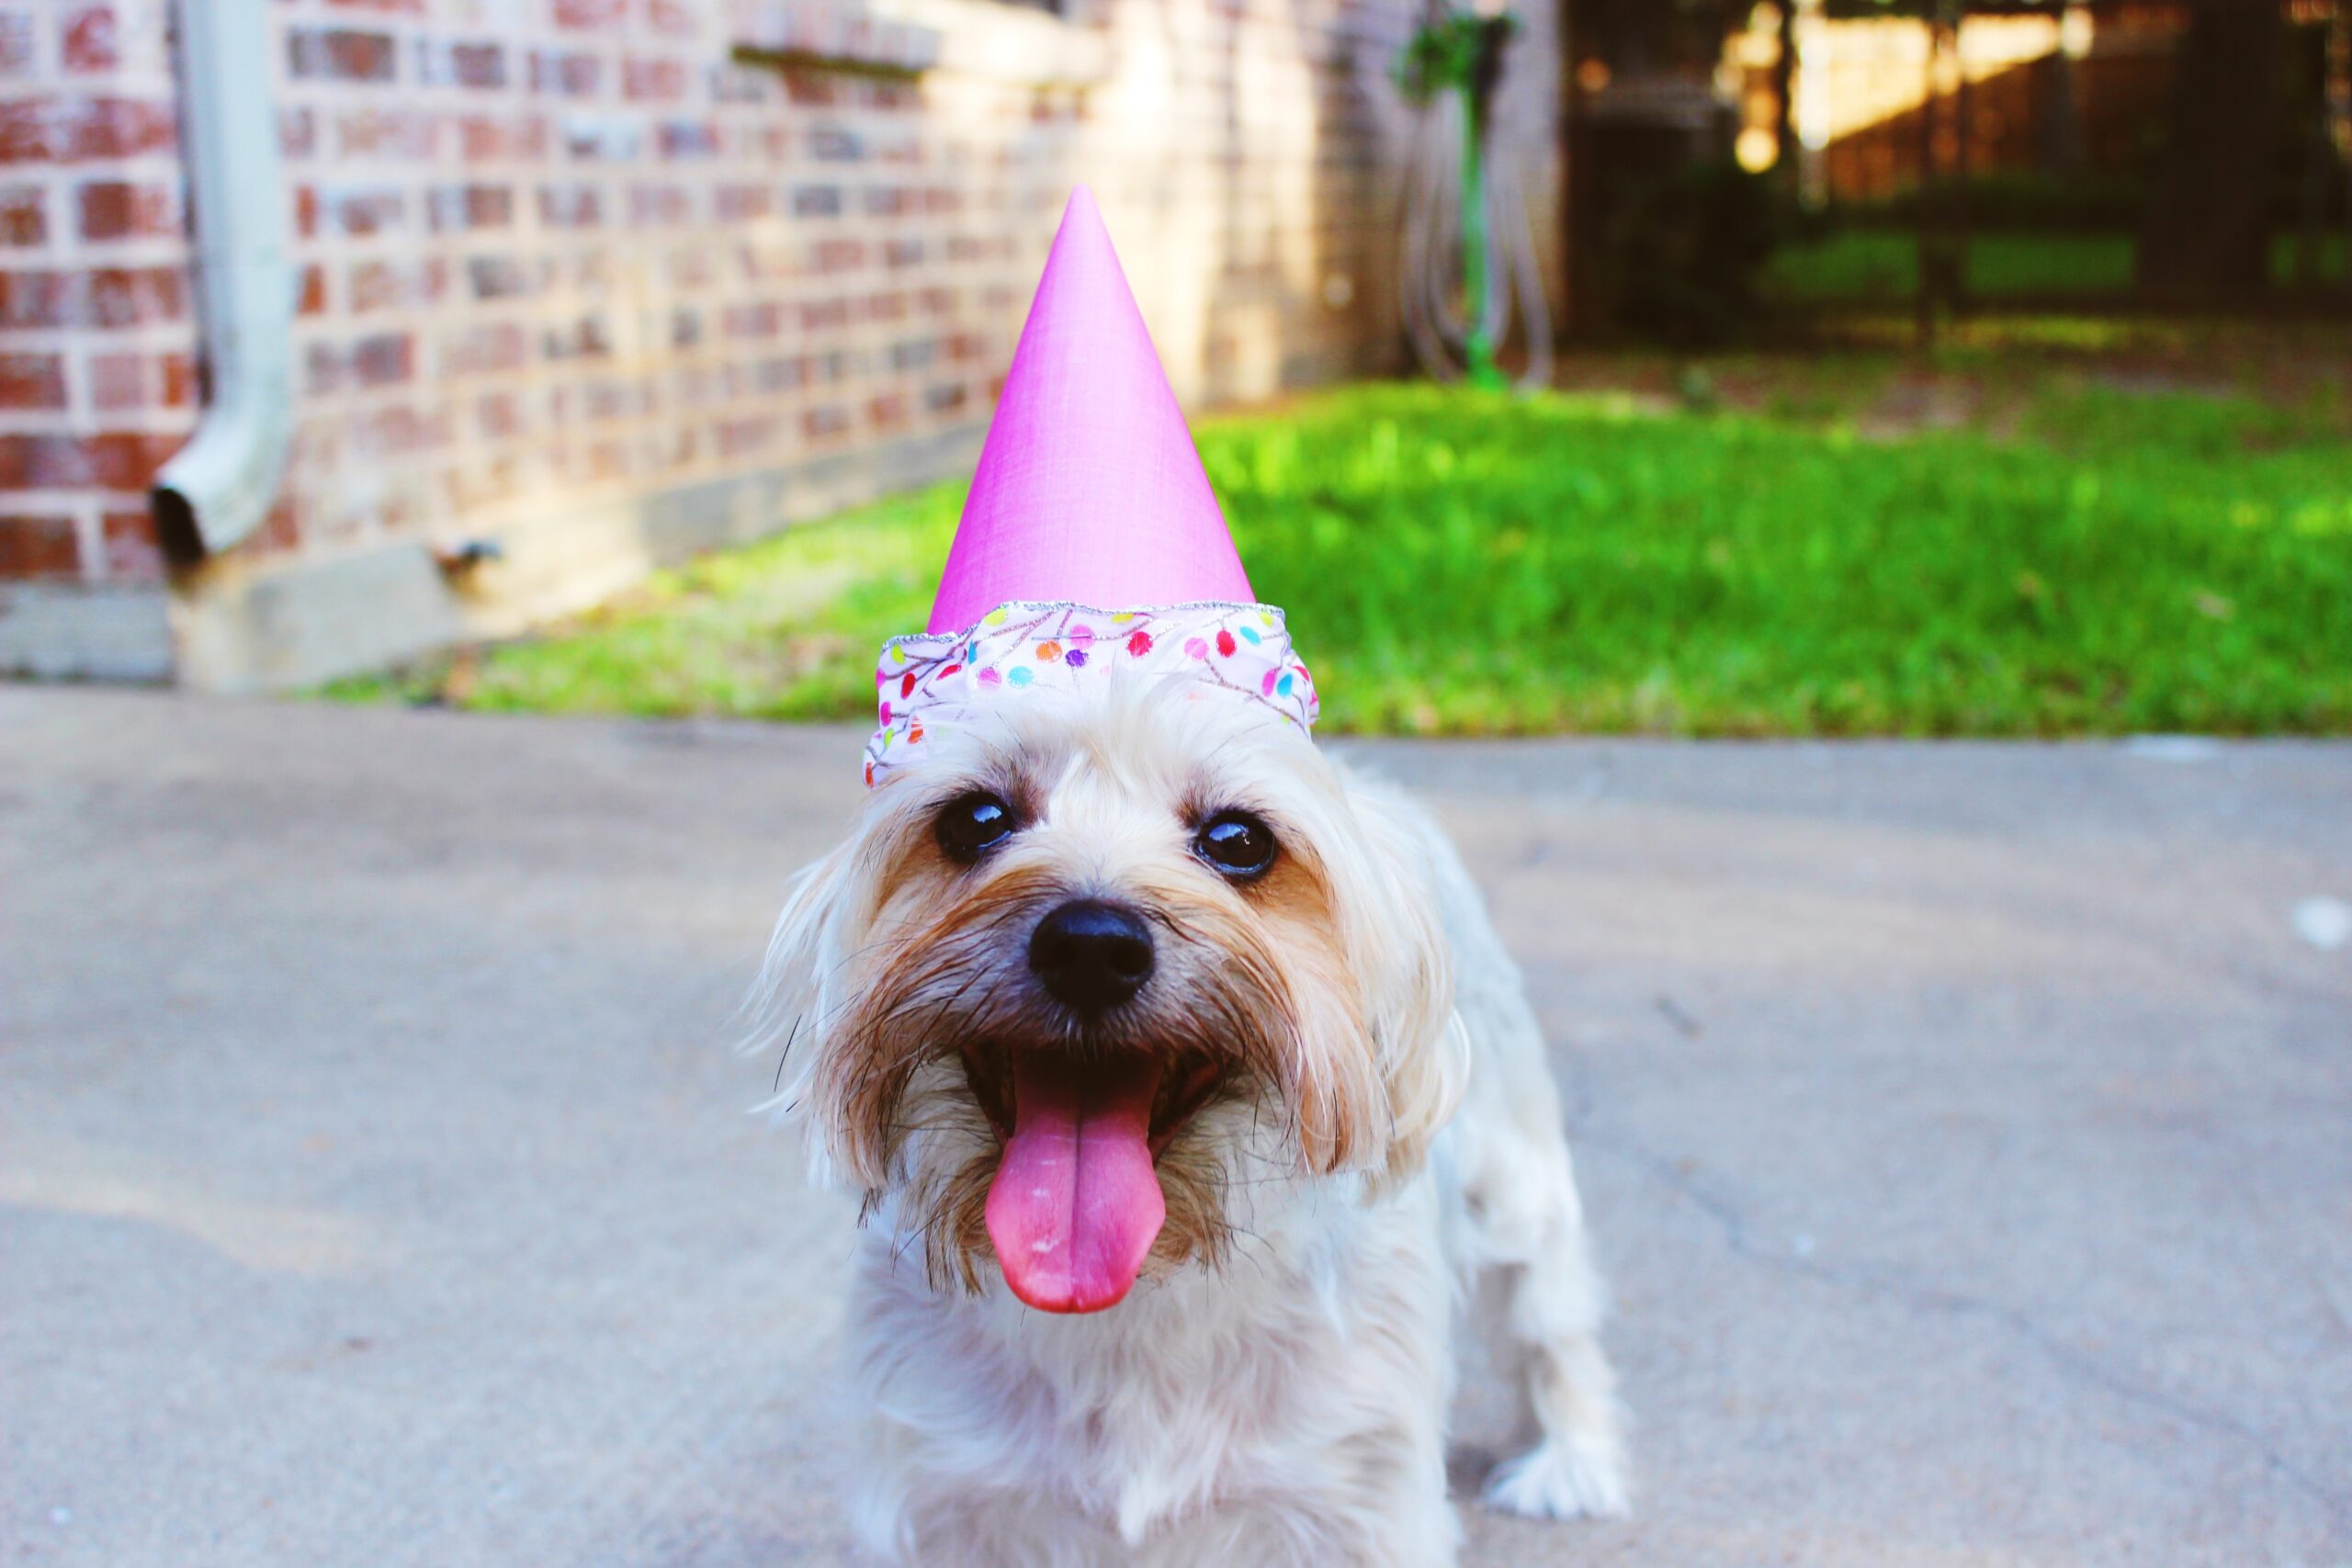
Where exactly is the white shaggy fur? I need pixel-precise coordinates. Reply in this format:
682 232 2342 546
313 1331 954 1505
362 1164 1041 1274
755 681 1626 1565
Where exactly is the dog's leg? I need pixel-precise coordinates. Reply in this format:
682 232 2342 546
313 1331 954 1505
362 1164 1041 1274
1462 1129 1629 1519
1380 782 1629 1520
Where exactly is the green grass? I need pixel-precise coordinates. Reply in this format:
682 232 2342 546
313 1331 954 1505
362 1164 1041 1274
1766 230 2348 303
328 376 2352 737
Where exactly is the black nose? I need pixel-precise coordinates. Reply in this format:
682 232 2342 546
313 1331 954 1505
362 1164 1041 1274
1028 898 1156 1015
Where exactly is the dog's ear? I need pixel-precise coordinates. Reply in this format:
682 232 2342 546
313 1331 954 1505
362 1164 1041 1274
1329 776 1464 1190
746 832 870 1178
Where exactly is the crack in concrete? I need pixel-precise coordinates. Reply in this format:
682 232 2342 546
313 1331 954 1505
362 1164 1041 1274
1561 1085 2352 1543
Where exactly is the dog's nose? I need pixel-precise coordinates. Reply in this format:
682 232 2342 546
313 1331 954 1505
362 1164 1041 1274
1028 898 1156 1015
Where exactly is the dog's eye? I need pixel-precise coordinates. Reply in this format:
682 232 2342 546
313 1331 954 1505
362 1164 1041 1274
936 791 1018 863
1194 810 1278 880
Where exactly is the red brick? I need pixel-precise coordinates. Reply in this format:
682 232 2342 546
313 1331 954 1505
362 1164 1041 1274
334 108 439 159
644 0 695 36
720 301 782 341
88 351 143 409
628 184 689 226
298 264 327 316
349 258 445 312
0 269 63 328
622 56 686 102
349 333 413 386
813 238 865 273
78 180 178 243
0 267 61 329
0 97 176 164
0 351 65 408
782 70 836 108
86 431 180 488
287 28 397 83
99 351 194 412
540 314 610 361
62 6 119 73
0 513 80 579
89 355 185 414
476 390 525 438
715 414 778 459
709 62 770 106
418 39 506 89
530 50 600 96
321 186 404 237
0 270 153 329
85 265 187 326
657 119 717 159
806 127 859 162
161 352 195 406
751 356 803 395
553 0 627 28
354 404 443 457
458 114 547 163
101 508 162 579
444 321 528 375
427 184 513 232
464 256 529 300
537 184 600 228
0 184 41 245
713 183 772 221
0 431 178 489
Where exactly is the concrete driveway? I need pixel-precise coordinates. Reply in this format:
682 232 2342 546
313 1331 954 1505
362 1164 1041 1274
5 687 2348 1567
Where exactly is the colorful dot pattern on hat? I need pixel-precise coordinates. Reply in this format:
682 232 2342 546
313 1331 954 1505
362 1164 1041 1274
863 600 1318 786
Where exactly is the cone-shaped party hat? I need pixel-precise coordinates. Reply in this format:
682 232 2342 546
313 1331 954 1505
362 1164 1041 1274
865 188 1316 792
927 186 1251 633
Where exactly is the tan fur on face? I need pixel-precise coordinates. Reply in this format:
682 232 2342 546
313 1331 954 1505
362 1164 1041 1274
755 677 1462 1295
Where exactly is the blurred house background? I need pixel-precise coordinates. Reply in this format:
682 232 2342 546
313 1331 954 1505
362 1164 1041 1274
0 0 1560 688
0 0 2345 692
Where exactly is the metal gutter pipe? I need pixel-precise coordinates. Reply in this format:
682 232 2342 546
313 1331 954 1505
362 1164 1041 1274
152 0 294 566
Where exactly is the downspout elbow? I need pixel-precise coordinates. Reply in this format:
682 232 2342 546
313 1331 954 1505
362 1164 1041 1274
153 0 293 567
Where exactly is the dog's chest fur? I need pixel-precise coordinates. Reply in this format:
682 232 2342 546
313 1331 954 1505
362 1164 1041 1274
850 1178 1457 1564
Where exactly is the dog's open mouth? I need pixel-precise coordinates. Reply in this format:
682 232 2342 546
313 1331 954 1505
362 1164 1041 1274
961 1046 1222 1314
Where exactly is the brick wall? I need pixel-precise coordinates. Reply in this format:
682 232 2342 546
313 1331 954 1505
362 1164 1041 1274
0 0 190 593
3 0 1560 685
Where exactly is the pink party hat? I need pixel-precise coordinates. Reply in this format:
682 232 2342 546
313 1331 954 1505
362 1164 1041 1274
927 186 1252 634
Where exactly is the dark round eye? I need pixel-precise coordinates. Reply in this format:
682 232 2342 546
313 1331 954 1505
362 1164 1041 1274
935 791 1017 863
1194 810 1278 880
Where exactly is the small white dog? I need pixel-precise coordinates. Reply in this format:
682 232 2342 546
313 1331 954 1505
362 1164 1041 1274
756 676 1626 1565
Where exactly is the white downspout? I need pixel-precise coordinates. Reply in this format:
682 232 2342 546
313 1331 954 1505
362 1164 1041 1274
152 0 293 565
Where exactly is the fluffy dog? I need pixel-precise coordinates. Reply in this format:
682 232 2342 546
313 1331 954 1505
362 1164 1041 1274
755 675 1626 1566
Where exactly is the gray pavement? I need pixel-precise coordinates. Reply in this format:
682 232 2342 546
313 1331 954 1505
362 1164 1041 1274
5 685 2349 1567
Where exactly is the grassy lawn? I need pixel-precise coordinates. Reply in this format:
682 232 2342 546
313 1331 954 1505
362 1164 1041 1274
330 367 2352 738
1766 230 2347 304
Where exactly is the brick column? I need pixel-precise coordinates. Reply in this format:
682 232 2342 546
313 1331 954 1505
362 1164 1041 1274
0 0 193 592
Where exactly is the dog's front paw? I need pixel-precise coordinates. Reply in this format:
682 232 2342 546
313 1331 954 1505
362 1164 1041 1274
1480 1437 1629 1521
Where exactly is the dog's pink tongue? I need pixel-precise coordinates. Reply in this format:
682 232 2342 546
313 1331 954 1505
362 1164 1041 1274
986 1055 1165 1314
